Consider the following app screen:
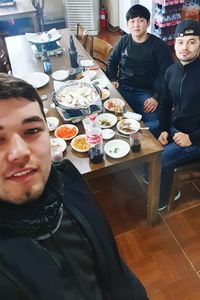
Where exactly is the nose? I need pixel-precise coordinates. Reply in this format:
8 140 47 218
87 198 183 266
7 133 31 163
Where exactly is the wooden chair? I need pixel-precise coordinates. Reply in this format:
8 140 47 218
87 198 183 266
168 158 200 211
0 38 11 73
90 36 113 72
75 23 88 49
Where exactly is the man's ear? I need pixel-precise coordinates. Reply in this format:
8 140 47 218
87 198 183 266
147 20 151 28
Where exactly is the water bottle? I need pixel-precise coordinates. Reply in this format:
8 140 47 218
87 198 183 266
41 46 52 75
86 115 104 163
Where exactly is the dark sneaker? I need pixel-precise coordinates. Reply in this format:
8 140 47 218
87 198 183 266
174 190 181 201
143 177 149 185
158 204 167 211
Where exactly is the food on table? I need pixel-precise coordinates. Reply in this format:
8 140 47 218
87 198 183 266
55 125 77 139
56 82 98 108
118 120 136 133
72 136 90 151
99 119 112 127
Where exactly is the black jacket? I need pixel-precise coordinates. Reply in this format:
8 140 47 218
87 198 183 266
159 58 200 145
106 33 173 99
0 160 148 300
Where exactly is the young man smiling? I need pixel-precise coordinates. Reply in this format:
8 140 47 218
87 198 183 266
106 4 173 122
0 74 148 299
150 19 200 210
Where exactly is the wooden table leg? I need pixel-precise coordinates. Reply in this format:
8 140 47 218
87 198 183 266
147 152 162 226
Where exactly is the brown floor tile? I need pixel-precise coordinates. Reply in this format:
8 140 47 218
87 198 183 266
165 205 200 272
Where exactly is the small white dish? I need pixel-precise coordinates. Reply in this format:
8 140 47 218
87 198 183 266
117 119 140 135
52 70 69 81
96 113 117 128
46 117 59 131
92 76 109 89
50 137 67 152
102 129 115 140
55 124 78 141
82 70 97 80
104 98 125 112
22 72 49 88
124 111 142 121
104 139 130 159
101 88 110 101
70 134 90 152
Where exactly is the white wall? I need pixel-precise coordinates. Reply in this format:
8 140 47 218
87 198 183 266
43 0 65 22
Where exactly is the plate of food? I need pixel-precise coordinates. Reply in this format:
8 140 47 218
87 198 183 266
100 88 110 101
104 139 130 159
50 137 67 152
22 72 49 89
53 80 100 110
104 98 125 112
55 124 78 140
70 134 91 152
117 119 140 135
96 113 117 128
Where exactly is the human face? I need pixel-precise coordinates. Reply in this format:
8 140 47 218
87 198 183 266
0 98 52 205
127 17 150 42
175 35 200 64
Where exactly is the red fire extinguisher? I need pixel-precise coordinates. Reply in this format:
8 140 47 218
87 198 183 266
100 7 108 30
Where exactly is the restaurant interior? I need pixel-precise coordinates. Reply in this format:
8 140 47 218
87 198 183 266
0 0 200 299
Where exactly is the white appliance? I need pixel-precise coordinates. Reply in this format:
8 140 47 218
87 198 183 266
63 0 99 35
119 0 154 33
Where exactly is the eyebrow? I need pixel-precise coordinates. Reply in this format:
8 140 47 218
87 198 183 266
0 116 44 130
22 116 44 124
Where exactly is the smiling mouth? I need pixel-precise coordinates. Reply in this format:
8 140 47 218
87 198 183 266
7 169 37 181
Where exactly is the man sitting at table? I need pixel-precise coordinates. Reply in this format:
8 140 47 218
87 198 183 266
149 19 200 210
0 73 148 299
106 4 173 123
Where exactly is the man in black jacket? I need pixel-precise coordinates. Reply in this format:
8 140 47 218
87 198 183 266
149 19 200 210
0 73 148 299
106 4 173 122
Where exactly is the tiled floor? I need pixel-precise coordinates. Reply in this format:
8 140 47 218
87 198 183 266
93 29 200 299
89 169 200 299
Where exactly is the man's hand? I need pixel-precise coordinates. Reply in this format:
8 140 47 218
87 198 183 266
144 97 158 113
111 81 119 89
173 132 192 147
158 131 169 146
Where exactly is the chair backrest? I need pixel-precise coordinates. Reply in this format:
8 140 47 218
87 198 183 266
75 23 88 49
90 36 113 71
0 38 11 73
168 158 200 211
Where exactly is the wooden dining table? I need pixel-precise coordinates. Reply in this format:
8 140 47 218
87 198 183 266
5 28 163 226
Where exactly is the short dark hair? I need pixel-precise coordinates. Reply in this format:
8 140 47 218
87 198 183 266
0 73 45 118
126 4 150 22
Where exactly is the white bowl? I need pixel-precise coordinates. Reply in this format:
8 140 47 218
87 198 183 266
96 113 117 128
117 119 140 135
102 129 115 140
55 124 79 141
46 117 59 131
104 98 125 112
52 70 69 81
70 134 90 152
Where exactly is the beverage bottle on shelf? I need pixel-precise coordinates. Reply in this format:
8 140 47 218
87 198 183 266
41 46 52 75
85 115 104 163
